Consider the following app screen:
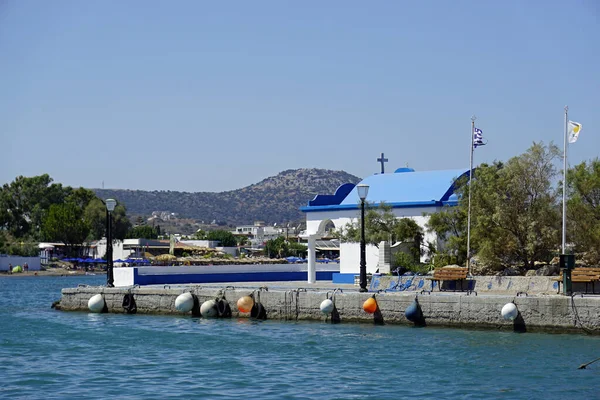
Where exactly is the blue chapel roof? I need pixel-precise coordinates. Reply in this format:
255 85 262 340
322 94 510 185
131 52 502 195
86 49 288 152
301 168 470 212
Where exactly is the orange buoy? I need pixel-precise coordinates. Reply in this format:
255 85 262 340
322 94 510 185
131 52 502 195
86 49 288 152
363 297 378 314
237 295 254 313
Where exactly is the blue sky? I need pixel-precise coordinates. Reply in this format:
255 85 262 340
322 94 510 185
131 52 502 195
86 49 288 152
1 1 598 192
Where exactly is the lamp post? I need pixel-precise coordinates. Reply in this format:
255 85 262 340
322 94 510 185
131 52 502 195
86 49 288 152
357 184 369 292
105 198 117 287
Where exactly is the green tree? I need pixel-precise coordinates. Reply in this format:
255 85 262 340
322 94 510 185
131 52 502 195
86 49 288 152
0 231 8 254
287 241 307 257
336 203 423 257
65 187 97 210
110 203 131 241
426 175 470 266
206 230 237 247
193 230 207 240
126 225 159 239
567 158 600 263
264 236 286 258
84 199 131 241
0 231 38 256
474 143 560 269
0 174 66 238
429 143 561 270
42 203 89 254
264 237 306 258
428 143 560 269
236 235 250 246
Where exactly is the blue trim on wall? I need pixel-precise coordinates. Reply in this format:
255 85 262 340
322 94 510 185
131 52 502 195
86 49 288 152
133 270 336 286
439 170 470 202
332 273 356 284
442 200 459 206
301 200 440 213
307 183 356 207
301 204 359 212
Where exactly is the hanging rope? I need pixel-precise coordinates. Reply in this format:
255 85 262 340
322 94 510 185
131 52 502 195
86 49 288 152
122 290 137 314
570 293 594 334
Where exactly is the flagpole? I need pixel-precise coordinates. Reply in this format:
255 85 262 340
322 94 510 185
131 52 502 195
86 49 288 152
562 106 568 254
467 116 475 276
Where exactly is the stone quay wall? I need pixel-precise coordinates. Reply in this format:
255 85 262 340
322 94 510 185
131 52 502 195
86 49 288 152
371 274 587 294
58 281 600 334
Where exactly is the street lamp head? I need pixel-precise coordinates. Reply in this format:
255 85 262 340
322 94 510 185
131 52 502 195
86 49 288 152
357 184 369 201
105 198 117 212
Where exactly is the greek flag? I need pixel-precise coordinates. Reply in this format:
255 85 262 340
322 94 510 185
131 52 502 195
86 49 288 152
473 128 485 148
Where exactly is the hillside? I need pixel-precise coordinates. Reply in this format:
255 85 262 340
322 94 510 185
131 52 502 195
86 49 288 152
92 169 361 225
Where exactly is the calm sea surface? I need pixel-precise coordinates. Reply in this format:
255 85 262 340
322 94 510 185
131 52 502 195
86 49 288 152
0 275 598 399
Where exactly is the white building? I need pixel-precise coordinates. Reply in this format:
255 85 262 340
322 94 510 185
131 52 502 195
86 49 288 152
232 221 282 247
300 168 469 283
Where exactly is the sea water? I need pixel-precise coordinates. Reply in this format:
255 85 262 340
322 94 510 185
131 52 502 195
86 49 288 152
0 275 598 400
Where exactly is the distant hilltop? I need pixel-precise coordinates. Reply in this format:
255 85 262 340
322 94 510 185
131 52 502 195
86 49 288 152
92 168 361 225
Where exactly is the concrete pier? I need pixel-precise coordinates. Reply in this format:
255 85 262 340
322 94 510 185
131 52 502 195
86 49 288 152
57 276 600 334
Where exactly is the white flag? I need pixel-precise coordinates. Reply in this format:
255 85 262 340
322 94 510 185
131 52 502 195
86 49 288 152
568 120 582 143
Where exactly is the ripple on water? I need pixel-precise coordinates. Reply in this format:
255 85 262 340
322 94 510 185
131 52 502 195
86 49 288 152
1 276 600 399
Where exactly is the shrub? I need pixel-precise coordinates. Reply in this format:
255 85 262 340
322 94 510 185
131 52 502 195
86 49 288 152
393 251 431 275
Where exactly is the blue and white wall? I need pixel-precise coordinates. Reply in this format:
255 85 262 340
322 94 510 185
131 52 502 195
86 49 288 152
113 263 339 287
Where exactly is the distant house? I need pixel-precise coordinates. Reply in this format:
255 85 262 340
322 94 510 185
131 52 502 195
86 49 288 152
300 168 469 282
231 221 282 247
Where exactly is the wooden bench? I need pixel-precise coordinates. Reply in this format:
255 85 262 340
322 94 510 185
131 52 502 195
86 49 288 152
424 267 469 291
552 268 600 293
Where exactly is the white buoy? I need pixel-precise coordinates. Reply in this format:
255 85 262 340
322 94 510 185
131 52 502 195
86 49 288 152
501 303 519 321
175 293 195 313
320 298 334 314
200 299 218 318
88 294 105 313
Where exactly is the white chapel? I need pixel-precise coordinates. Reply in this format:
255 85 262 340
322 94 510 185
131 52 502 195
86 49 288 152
301 167 470 283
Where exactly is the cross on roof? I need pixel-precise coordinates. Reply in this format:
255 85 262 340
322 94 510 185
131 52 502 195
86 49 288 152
377 152 388 174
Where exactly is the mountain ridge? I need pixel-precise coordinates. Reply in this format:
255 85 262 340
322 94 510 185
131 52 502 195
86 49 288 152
92 168 361 225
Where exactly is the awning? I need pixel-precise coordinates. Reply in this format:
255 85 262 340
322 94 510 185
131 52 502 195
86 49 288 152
315 240 340 251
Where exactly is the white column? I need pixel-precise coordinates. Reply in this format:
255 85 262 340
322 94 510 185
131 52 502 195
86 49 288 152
307 235 316 283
